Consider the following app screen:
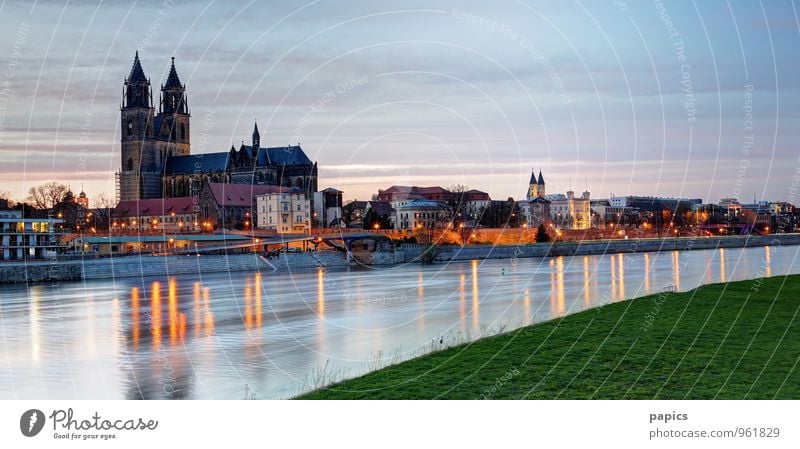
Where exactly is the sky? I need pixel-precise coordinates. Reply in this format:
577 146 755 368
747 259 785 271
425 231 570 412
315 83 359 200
0 0 799 205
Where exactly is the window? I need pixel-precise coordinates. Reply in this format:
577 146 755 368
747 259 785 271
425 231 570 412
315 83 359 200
283 204 288 212
282 216 287 223
296 204 301 211
126 158 134 171
180 123 186 140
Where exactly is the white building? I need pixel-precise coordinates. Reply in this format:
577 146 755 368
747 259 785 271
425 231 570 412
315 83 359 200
1 210 63 261
256 187 311 234
549 190 591 230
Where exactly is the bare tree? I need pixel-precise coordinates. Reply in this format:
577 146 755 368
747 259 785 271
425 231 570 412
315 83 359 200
93 192 117 229
0 191 13 208
445 184 468 225
27 182 69 211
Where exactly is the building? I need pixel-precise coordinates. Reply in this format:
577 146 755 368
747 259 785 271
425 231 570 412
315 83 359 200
365 200 396 229
116 53 317 201
76 188 89 209
342 200 368 228
462 189 491 224
377 185 452 210
199 182 287 229
610 195 702 211
255 187 311 234
1 210 63 260
519 170 551 227
395 199 446 230
313 187 344 228
112 197 199 232
70 234 252 256
590 199 639 228
549 190 592 230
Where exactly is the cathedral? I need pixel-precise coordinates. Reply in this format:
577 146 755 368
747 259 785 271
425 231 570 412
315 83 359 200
116 53 317 201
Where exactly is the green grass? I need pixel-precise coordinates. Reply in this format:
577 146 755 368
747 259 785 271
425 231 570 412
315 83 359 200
299 274 800 399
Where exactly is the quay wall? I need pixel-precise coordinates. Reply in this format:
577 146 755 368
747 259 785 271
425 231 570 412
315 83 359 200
1 234 798 283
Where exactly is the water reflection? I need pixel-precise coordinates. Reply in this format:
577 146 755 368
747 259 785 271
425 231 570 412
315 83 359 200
3 245 800 399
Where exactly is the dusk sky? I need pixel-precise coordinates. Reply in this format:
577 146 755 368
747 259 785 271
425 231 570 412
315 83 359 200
0 0 798 205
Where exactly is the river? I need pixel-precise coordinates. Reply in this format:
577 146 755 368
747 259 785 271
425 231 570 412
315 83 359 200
0 244 798 399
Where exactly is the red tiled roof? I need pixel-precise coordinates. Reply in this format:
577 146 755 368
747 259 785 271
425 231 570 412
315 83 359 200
113 197 196 218
207 183 288 207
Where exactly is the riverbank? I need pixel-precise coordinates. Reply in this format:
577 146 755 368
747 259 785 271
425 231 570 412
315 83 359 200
299 274 800 399
1 234 798 283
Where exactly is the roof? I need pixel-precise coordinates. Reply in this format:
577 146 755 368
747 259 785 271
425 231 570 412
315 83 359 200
379 185 451 200
206 183 288 207
127 52 147 83
112 197 197 217
367 200 395 216
538 170 545 185
345 201 368 210
544 194 567 201
527 197 551 204
396 199 445 210
163 57 182 88
76 234 251 244
164 152 230 175
265 146 312 165
235 145 313 166
321 187 343 193
529 171 537 185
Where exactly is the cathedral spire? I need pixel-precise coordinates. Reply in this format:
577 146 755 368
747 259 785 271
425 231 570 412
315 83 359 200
123 51 151 108
538 169 545 186
252 120 260 149
164 57 182 89
127 51 147 83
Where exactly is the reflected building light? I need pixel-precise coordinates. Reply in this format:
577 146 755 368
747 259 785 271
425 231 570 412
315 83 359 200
244 286 253 330
168 278 179 345
193 282 201 338
471 260 479 330
29 288 41 363
719 248 726 283
610 254 617 301
524 288 531 324
556 256 565 315
671 251 681 291
765 246 772 278
203 287 215 336
643 253 651 294
459 273 466 329
617 253 626 300
316 268 325 318
131 287 140 351
151 282 162 351
254 273 263 329
583 256 590 305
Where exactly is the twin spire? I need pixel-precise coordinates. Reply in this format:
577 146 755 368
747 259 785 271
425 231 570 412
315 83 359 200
529 169 545 186
128 51 183 87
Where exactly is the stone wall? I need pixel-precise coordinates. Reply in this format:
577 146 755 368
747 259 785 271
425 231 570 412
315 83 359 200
2 234 798 283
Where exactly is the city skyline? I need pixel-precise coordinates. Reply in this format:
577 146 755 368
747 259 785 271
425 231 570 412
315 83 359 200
0 1 799 204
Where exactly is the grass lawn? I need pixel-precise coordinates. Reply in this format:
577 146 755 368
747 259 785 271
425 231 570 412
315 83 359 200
299 274 800 399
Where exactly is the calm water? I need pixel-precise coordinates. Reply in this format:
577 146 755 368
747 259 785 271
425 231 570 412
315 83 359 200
1 245 798 399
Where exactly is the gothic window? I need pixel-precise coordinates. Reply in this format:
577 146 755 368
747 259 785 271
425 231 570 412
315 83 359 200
126 158 134 171
180 124 185 141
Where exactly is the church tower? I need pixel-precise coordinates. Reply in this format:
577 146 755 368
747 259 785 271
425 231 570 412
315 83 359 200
528 169 546 199
118 51 157 201
156 57 190 162
252 121 260 149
